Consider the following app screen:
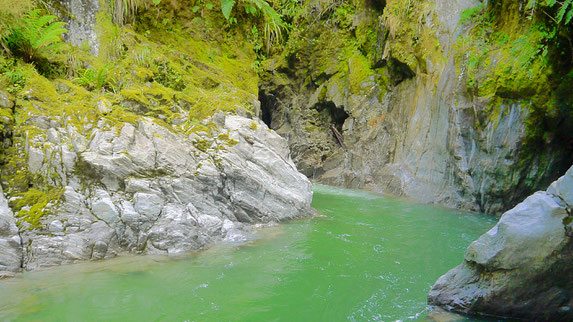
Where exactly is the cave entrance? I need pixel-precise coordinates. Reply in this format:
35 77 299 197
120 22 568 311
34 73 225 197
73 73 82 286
258 90 276 129
314 101 349 133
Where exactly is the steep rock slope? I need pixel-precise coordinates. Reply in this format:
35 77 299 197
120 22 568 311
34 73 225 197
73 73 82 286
260 0 573 214
428 166 573 320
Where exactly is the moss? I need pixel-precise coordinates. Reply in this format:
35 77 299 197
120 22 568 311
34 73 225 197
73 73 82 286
249 122 258 130
348 53 374 93
381 0 440 72
11 187 64 230
194 138 212 152
455 1 572 165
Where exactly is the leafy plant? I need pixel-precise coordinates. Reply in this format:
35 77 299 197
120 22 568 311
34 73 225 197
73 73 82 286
0 58 27 93
526 0 573 25
74 65 116 91
1 9 67 64
221 0 286 51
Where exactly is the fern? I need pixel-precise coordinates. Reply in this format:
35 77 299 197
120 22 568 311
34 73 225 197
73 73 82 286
74 65 115 91
222 0 235 19
2 9 67 63
220 0 286 51
526 0 573 25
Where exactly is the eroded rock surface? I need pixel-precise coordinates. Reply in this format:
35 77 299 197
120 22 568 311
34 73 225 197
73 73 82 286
428 166 573 320
10 114 312 271
0 185 22 275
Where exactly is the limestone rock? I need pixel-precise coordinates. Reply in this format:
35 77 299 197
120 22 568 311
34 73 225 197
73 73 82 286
0 186 22 272
15 114 312 270
428 166 573 320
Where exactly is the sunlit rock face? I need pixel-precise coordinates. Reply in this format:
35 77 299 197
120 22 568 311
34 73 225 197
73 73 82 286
11 112 312 271
428 166 573 320
53 0 101 55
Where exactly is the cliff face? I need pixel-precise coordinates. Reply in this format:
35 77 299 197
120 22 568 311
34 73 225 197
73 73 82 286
260 0 573 215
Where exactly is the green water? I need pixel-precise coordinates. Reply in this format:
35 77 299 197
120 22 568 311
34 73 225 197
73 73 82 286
0 185 497 321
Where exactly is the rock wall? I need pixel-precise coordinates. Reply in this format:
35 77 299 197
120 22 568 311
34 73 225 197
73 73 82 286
50 0 101 56
428 166 573 320
260 0 572 215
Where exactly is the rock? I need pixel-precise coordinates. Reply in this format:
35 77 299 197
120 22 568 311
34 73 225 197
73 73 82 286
257 0 570 216
428 166 573 320
54 0 101 56
15 115 313 270
0 90 14 109
548 166 573 208
96 98 112 114
0 185 22 273
91 190 120 225
133 193 164 222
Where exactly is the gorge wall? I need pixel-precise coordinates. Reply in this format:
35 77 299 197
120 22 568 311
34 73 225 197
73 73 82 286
260 0 573 215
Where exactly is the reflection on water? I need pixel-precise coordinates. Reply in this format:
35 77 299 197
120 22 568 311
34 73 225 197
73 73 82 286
0 185 497 321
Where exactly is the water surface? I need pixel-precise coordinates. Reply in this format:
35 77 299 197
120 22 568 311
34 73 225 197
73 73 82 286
0 185 497 321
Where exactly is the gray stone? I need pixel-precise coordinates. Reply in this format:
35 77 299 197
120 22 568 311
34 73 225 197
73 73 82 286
548 166 573 208
0 90 14 109
428 166 573 320
96 98 112 114
13 114 312 270
133 193 164 221
90 190 120 225
0 186 22 273
55 0 101 55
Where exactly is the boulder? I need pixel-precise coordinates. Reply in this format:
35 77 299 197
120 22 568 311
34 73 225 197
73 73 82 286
428 166 573 320
17 114 313 270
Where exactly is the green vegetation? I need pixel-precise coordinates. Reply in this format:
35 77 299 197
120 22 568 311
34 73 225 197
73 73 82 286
525 0 573 25
11 187 64 229
1 9 67 65
74 64 116 91
381 0 439 72
456 0 573 166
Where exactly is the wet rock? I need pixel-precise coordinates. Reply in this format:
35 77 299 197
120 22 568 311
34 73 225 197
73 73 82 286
428 166 573 320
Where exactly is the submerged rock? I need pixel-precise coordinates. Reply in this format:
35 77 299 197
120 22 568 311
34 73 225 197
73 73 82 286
428 166 573 320
11 114 312 271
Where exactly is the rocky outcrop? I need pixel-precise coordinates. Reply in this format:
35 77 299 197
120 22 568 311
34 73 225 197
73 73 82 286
10 113 312 271
428 166 573 320
0 185 22 276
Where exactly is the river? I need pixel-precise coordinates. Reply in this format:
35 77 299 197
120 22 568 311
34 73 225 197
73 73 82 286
0 185 497 321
